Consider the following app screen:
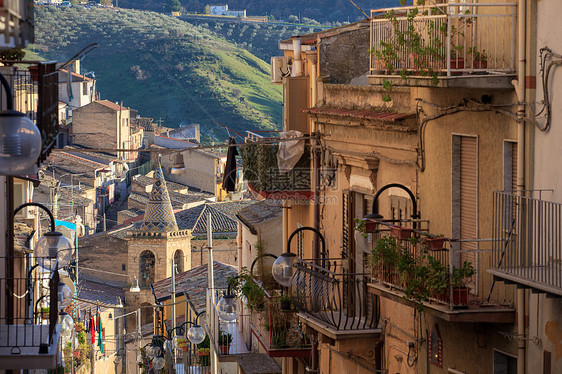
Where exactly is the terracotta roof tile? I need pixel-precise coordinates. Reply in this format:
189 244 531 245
303 107 415 122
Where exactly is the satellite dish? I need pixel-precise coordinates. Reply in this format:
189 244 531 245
56 225 75 249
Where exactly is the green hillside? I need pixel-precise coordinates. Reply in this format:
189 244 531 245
32 6 282 141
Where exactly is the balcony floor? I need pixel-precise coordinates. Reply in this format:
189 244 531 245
368 282 515 323
297 312 381 340
368 73 516 89
489 267 562 297
0 324 60 370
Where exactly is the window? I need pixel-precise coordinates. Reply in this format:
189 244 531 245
139 251 155 288
83 82 88 96
493 349 517 374
429 324 443 368
121 264 126 271
174 250 184 273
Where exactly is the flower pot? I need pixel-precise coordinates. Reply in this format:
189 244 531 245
473 60 487 69
73 350 80 358
390 226 412 240
425 237 446 251
181 346 188 352
198 351 210 357
365 221 379 233
41 312 49 319
450 58 465 71
219 344 230 355
452 287 469 305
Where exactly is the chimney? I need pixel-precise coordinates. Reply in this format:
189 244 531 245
73 59 80 75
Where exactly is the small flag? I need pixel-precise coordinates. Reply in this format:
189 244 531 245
90 311 96 345
97 307 104 353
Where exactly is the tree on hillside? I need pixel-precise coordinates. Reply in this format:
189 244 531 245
168 0 182 12
101 0 113 6
203 4 210 14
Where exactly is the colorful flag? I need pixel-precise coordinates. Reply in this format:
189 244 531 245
90 311 96 345
97 307 104 353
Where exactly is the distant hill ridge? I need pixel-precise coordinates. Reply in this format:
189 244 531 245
32 6 283 141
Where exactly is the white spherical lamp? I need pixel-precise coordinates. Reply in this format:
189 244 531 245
187 325 205 344
272 252 297 287
217 294 237 322
0 111 42 175
36 232 73 271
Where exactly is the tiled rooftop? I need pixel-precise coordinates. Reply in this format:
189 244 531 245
303 107 415 122
152 261 237 314
75 278 125 313
236 200 282 234
176 200 254 235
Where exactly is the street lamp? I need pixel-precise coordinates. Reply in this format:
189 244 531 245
170 153 186 175
130 276 141 293
57 281 73 310
363 183 419 221
217 291 237 322
0 72 42 175
272 226 326 287
14 203 73 271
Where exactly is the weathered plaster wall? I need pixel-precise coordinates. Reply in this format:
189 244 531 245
79 233 128 287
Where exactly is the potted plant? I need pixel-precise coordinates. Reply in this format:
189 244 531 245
469 48 487 69
228 269 267 311
40 307 50 319
197 347 210 357
450 261 475 305
177 338 188 352
426 256 449 302
279 295 292 311
74 322 85 333
371 236 401 284
218 330 232 355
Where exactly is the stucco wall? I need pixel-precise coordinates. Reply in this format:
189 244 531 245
158 149 218 194
190 238 237 268
79 233 129 287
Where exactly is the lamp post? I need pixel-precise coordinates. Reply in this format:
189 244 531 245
0 71 42 175
363 183 419 222
272 226 326 287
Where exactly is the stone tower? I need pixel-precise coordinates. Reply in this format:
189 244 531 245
125 163 192 326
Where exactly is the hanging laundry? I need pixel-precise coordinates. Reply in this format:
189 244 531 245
97 307 104 353
90 310 96 345
278 130 304 173
222 136 238 192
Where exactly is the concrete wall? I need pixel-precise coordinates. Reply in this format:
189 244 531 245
529 1 562 373
79 233 129 287
190 238 237 268
159 149 221 194
72 102 130 158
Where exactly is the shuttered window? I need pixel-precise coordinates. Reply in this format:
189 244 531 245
452 135 478 292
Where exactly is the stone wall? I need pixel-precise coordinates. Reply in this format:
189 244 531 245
190 238 237 268
79 232 128 287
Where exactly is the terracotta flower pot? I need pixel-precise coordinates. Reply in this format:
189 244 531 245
452 287 469 305
73 350 80 358
219 345 230 355
425 237 446 251
390 226 412 240
181 346 188 352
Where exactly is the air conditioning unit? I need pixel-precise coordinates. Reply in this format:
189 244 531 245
270 56 288 84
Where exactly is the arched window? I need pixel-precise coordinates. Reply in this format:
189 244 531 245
429 324 442 368
174 250 184 273
139 251 155 288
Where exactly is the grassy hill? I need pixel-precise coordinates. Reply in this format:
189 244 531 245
182 17 325 62
32 6 283 141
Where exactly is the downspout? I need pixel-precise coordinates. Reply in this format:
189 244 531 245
306 49 320 260
291 38 303 77
511 1 526 373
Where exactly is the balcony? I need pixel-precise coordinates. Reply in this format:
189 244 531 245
250 285 311 357
489 191 562 297
368 2 516 89
0 256 61 370
0 0 34 49
291 259 380 340
365 220 515 323
1 62 59 167
240 131 311 200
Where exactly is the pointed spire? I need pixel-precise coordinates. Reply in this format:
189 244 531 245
140 162 178 232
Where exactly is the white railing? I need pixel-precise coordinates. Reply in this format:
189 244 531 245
370 2 516 77
206 288 248 357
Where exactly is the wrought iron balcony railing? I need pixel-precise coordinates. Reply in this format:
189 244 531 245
0 256 60 369
291 259 379 332
0 62 59 166
369 3 516 78
491 191 562 295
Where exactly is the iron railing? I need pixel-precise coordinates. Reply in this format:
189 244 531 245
0 62 59 165
206 288 248 357
0 0 34 49
369 3 516 77
250 282 310 352
492 191 562 293
0 255 59 355
291 259 379 331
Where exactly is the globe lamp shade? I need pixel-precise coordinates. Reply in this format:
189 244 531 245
170 153 185 175
60 313 74 341
272 252 297 287
58 281 73 310
217 294 237 322
36 232 73 271
0 111 41 175
152 356 165 370
187 325 205 345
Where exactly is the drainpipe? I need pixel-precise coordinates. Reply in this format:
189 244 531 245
511 1 526 373
306 49 321 260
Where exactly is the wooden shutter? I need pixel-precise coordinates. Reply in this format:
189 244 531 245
460 136 478 285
